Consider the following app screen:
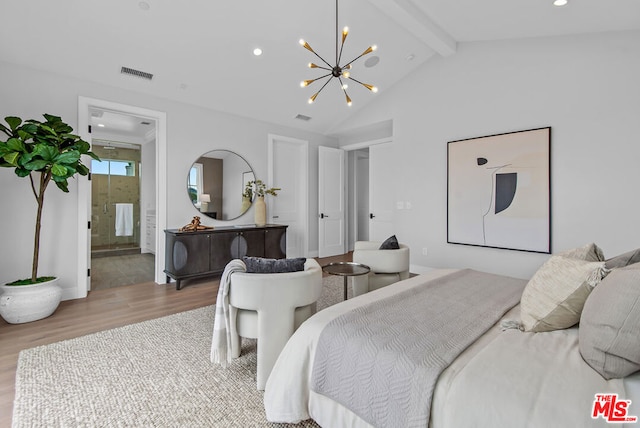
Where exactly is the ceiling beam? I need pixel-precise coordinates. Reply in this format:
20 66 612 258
367 0 457 57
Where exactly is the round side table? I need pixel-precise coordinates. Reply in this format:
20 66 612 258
322 261 370 300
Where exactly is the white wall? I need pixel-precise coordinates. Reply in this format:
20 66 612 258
0 61 336 297
334 30 640 279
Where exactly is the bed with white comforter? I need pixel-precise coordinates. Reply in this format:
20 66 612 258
264 269 640 428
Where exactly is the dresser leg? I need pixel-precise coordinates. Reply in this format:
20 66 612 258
176 280 182 291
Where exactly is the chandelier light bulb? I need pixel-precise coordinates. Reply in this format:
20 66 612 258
342 84 348 90
308 63 317 68
343 71 350 79
372 86 378 93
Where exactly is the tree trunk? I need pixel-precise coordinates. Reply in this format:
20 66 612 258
31 171 50 283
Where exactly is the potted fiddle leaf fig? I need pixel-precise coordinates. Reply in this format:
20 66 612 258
0 114 99 324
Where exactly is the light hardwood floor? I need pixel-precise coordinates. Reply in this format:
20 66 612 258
0 253 351 427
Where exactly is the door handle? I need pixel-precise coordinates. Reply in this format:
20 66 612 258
320 213 329 219
369 213 375 219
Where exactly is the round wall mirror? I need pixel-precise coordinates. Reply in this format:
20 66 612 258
187 150 255 221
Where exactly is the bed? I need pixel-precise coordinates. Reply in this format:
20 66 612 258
264 266 640 428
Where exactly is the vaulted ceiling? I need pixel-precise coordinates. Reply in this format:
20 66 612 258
2 0 639 135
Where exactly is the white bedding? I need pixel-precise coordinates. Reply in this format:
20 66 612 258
264 269 640 428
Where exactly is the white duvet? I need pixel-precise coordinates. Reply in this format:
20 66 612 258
264 269 640 428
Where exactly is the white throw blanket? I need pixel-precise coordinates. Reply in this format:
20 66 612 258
210 259 246 367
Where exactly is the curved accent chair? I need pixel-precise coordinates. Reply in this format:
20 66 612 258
229 258 323 390
352 241 410 297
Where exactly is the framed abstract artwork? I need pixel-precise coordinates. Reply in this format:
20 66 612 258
447 127 551 253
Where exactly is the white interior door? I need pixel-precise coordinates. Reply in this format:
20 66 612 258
318 146 345 258
369 142 395 241
268 135 309 258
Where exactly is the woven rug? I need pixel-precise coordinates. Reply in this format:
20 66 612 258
13 275 350 427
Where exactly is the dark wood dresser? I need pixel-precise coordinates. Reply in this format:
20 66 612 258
164 224 287 289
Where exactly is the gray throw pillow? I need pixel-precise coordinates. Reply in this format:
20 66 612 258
242 256 306 273
579 264 640 379
379 235 400 250
605 247 640 269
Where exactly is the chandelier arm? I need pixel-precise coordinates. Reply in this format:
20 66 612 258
313 76 334 100
335 0 339 65
338 77 352 105
342 50 372 68
346 76 367 87
313 65 333 72
308 73 333 85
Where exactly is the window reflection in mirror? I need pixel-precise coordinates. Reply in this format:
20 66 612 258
187 150 255 221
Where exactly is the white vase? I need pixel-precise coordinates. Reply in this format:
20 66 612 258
254 196 267 226
0 277 62 324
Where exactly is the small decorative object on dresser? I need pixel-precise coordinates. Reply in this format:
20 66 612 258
244 180 280 226
178 216 214 232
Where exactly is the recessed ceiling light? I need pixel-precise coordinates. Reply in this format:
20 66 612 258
97 124 105 127
406 54 415 61
364 56 380 68
253 48 263 56
553 0 568 6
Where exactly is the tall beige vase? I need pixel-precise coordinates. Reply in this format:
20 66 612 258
254 196 267 226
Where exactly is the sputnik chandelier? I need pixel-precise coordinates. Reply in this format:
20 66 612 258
299 0 378 106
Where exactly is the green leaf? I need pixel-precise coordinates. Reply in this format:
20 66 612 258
6 138 26 152
3 152 19 166
54 179 69 193
51 163 67 176
55 150 80 165
24 159 49 171
15 167 31 178
87 151 100 161
32 144 57 161
76 164 89 175
5 117 22 131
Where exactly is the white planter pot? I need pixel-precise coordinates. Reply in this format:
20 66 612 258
0 277 62 324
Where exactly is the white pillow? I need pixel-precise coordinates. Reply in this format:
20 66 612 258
520 255 606 332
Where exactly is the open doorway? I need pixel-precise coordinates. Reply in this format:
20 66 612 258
88 110 156 290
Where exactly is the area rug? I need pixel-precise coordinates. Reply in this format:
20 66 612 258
13 275 348 427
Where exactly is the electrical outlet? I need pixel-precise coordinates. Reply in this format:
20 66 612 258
422 247 428 256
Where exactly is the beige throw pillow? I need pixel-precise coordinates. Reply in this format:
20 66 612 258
520 255 606 332
557 242 605 262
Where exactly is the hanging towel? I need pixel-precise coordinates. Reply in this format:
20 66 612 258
115 203 134 236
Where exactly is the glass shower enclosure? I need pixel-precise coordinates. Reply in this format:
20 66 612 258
91 144 141 256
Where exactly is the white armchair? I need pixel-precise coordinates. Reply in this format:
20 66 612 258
229 258 323 390
352 241 410 297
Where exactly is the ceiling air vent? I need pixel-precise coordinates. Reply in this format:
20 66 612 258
295 114 312 122
120 66 153 80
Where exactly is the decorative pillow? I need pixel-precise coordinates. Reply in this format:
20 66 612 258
579 265 640 379
558 242 605 262
520 255 606 332
379 235 400 250
242 257 306 274
605 247 640 269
